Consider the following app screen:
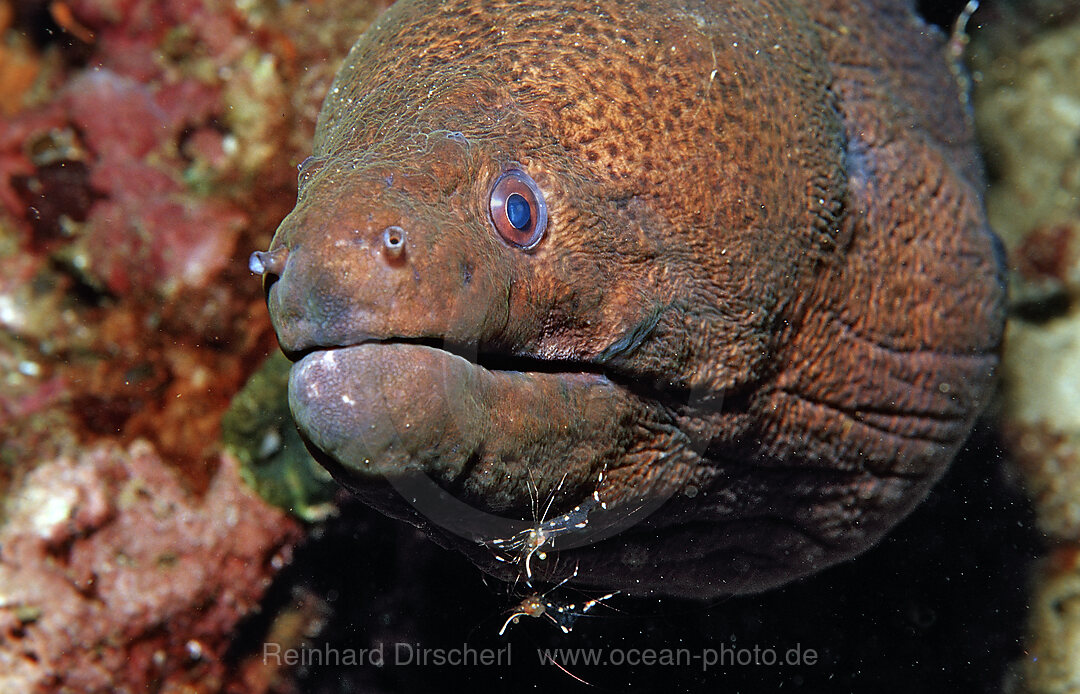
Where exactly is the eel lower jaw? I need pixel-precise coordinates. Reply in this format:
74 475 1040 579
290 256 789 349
287 342 700 570
286 341 620 486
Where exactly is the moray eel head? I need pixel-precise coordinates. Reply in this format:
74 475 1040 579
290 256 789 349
257 0 1005 597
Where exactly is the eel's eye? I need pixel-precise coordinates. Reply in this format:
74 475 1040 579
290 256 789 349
488 169 547 249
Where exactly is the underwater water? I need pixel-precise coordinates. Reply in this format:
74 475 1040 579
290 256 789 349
1 0 1075 692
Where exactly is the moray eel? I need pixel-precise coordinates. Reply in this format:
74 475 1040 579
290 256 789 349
253 0 1005 598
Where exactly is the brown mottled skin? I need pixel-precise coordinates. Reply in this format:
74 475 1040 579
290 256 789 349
261 0 1005 597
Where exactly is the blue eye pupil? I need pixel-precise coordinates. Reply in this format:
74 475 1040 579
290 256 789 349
505 193 531 230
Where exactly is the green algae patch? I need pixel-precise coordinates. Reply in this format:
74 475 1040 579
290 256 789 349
222 351 337 522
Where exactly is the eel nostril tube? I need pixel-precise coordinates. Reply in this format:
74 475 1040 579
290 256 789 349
249 247 289 276
381 225 406 262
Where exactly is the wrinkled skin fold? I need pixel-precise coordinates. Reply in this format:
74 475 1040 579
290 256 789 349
261 0 1005 597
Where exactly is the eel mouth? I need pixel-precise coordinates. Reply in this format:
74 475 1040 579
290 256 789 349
284 335 708 415
283 336 607 379
284 337 724 488
285 337 704 570
285 340 621 486
285 339 685 550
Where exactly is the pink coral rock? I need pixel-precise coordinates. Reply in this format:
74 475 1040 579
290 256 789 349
0 440 300 693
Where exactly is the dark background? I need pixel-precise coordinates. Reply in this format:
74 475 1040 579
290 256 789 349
240 423 1039 693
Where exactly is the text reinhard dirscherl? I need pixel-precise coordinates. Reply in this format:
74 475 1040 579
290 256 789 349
262 642 819 670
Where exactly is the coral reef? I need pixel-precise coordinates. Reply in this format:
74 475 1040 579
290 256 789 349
0 0 387 483
972 11 1080 249
0 441 301 693
0 0 383 690
971 6 1080 693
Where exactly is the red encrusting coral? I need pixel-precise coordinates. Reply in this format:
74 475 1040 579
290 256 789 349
0 0 387 476
0 441 302 693
0 0 387 690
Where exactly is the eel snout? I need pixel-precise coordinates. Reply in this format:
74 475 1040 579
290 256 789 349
259 160 513 360
261 181 418 354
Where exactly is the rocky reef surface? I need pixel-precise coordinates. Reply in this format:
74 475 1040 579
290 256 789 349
971 3 1080 692
0 0 382 690
0 442 300 692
